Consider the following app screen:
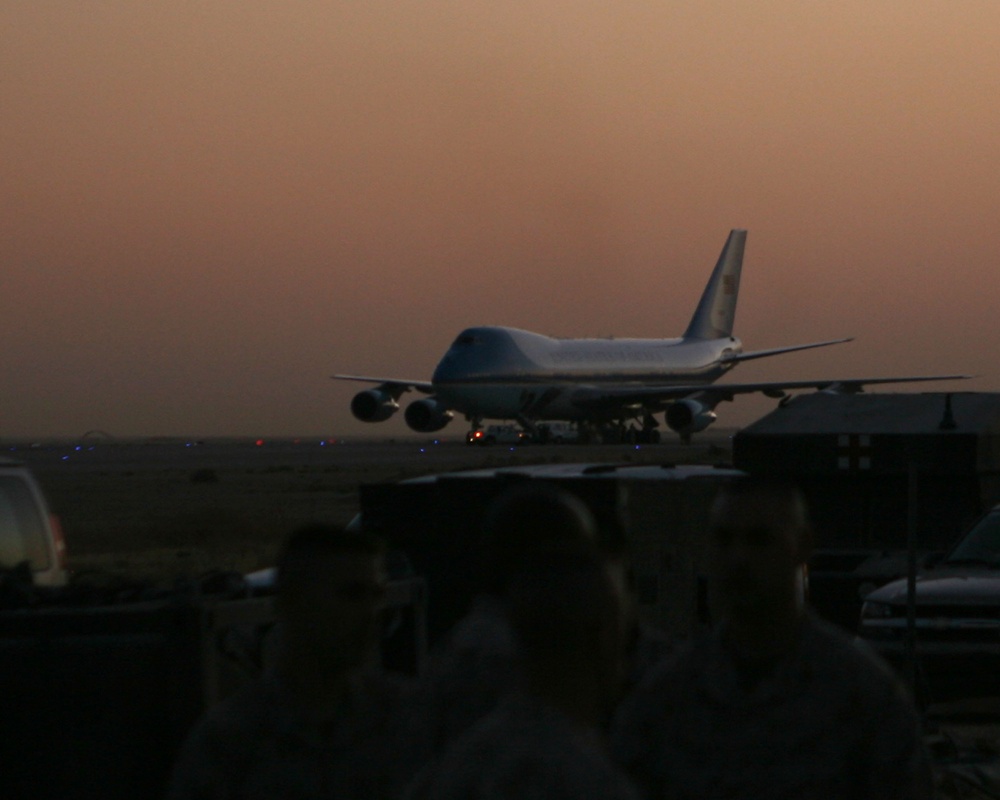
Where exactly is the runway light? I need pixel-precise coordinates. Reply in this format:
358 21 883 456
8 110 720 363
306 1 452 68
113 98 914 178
634 445 641 451
419 447 426 453
61 455 70 461
255 439 265 447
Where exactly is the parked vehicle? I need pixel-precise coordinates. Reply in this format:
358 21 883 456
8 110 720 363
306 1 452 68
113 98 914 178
858 504 1000 703
0 456 67 586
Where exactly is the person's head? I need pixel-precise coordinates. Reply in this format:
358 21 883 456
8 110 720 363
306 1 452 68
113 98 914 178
275 524 387 674
480 483 599 595
707 476 813 625
506 540 624 719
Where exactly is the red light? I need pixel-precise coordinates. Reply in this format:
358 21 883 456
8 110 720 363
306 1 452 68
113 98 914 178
255 439 264 446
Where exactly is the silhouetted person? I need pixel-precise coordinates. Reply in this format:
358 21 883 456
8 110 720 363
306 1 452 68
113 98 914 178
612 476 933 799
167 524 416 800
404 484 602 759
596 512 676 695
407 542 640 799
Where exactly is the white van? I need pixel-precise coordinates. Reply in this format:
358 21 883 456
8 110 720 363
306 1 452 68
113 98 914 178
0 457 68 586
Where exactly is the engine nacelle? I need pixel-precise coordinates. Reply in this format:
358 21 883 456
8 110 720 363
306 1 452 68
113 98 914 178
350 389 399 423
404 397 454 433
665 398 717 435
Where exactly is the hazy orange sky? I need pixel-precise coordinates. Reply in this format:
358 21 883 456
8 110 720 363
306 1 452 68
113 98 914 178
2 2 997 437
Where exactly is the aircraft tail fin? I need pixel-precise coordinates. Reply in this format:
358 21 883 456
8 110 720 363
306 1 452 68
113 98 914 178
683 229 746 340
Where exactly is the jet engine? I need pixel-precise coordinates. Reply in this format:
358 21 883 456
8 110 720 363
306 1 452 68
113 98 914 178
404 397 454 433
350 389 399 423
665 398 718 436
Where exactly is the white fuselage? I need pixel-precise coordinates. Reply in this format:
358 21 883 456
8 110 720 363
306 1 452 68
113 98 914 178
431 326 742 421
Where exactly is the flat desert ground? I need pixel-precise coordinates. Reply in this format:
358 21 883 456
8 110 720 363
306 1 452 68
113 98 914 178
9 434 734 584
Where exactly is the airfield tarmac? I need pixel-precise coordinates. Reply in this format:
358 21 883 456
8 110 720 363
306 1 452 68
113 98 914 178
7 433 734 582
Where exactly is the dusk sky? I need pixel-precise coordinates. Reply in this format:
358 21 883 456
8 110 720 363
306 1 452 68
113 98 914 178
3 2 997 437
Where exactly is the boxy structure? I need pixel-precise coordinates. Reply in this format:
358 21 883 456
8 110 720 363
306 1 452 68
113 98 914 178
360 463 744 643
733 391 1000 626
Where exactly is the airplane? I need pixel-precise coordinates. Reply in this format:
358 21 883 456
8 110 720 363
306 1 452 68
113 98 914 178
334 229 970 443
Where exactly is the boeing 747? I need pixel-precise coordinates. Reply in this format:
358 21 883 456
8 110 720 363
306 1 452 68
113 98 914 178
334 230 968 442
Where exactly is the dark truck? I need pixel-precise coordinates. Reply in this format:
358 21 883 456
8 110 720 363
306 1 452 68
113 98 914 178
858 504 1000 705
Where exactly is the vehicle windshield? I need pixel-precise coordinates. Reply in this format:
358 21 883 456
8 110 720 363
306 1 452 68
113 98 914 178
945 510 1000 566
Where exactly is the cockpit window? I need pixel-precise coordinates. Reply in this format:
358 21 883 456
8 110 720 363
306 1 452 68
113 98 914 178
455 334 477 346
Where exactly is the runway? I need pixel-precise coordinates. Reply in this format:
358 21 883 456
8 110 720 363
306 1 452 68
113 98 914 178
5 432 735 473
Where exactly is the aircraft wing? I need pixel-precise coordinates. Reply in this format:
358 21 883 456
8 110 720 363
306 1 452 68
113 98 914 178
331 374 435 394
571 374 973 411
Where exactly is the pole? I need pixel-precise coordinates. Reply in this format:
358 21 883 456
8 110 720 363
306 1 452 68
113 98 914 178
905 461 919 699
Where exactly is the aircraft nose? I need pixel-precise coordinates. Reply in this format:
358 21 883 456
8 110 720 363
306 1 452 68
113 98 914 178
431 327 524 384
432 352 462 383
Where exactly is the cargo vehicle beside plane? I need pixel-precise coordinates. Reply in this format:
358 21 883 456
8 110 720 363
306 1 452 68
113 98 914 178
335 230 967 442
465 422 585 445
466 424 529 446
